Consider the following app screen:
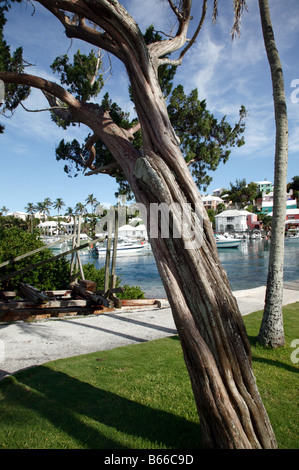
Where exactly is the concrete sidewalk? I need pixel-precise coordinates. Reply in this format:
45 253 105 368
0 285 298 380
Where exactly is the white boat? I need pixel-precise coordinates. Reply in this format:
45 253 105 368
285 234 299 244
39 235 69 252
92 238 152 257
215 234 243 249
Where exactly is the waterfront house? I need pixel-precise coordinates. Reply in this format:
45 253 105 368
256 191 297 214
255 180 274 194
267 208 299 228
215 209 261 233
202 194 224 211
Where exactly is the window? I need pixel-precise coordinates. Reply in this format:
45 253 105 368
227 217 234 221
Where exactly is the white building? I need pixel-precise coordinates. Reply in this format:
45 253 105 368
212 187 227 197
118 224 147 238
37 220 74 235
215 210 261 232
255 180 273 194
201 194 224 211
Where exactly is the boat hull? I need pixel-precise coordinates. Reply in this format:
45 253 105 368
216 240 242 248
94 243 152 257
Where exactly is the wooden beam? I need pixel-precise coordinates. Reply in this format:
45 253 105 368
19 283 51 303
72 285 114 308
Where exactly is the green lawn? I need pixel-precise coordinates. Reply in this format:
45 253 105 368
0 303 298 449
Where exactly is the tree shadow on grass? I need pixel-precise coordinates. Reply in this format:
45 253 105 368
0 366 202 449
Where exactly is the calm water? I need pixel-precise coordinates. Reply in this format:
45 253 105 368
81 239 299 298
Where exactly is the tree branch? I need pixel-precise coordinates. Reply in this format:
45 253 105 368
36 0 124 59
148 0 192 59
85 162 119 176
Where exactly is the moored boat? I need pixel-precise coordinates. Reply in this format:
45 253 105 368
92 238 152 257
215 234 243 249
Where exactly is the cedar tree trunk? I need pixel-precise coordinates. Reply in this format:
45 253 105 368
0 0 278 448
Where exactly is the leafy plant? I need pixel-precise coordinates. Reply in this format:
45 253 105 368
0 226 70 290
81 262 145 299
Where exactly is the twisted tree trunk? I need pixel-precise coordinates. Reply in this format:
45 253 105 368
0 0 278 448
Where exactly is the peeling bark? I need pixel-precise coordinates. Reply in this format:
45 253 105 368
0 0 278 448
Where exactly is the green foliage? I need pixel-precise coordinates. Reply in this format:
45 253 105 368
168 85 246 191
50 49 104 102
0 5 30 131
288 176 299 203
227 178 258 206
0 226 70 290
81 262 145 299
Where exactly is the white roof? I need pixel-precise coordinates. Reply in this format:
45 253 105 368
215 210 254 218
118 224 136 231
38 221 58 227
202 194 223 202
255 180 272 185
7 211 27 216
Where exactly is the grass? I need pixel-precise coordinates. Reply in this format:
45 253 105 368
0 303 298 449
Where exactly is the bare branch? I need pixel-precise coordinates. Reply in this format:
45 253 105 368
83 133 98 171
176 0 208 61
167 0 184 21
90 49 102 86
36 0 123 59
85 162 119 176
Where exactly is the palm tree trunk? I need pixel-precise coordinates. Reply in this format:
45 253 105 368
257 0 288 348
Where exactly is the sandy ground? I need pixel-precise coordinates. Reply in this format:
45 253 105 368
0 284 298 380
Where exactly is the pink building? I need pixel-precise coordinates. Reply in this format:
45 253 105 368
246 213 262 230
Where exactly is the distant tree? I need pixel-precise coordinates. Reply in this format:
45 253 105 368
24 202 36 233
0 205 9 216
287 176 299 203
36 201 45 219
53 198 65 215
216 203 226 214
74 202 86 215
43 198 52 217
64 206 74 217
228 179 258 207
85 194 98 213
258 213 272 232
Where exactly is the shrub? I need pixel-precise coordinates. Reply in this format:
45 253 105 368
0 227 70 291
81 262 145 299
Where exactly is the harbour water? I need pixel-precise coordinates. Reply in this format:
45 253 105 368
81 239 299 299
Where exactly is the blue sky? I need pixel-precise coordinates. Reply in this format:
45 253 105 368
0 0 298 214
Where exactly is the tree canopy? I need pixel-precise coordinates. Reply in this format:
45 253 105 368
0 7 246 195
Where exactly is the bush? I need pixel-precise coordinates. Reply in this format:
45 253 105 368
0 228 145 299
0 227 70 291
81 262 145 299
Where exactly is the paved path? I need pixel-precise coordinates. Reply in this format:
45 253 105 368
0 284 298 380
